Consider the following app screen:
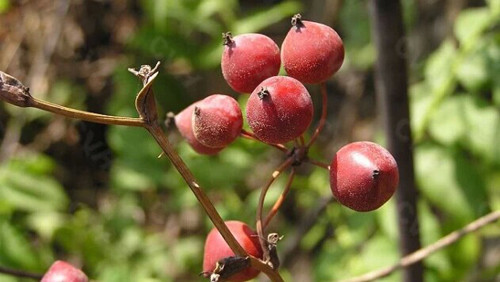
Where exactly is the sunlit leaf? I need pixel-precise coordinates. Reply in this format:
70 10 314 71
454 8 492 46
415 144 488 225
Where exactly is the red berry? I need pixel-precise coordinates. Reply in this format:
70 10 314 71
203 221 263 281
41 260 88 282
193 94 243 148
330 141 399 212
221 32 281 93
281 14 344 84
246 76 313 144
175 103 223 155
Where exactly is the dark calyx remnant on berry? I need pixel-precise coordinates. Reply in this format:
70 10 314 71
194 106 201 116
222 32 234 46
258 87 270 100
291 13 304 29
372 169 380 179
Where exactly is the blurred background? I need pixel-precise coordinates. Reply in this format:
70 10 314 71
0 0 499 281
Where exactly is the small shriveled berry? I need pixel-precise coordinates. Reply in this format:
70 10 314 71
329 141 399 212
203 221 263 281
41 261 88 282
192 94 243 148
246 76 313 144
175 103 223 155
221 32 281 93
281 14 344 84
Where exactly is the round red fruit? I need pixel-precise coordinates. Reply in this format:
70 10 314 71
281 14 344 84
222 32 281 93
203 221 263 281
175 103 223 155
193 94 243 148
330 141 399 212
246 76 313 144
41 260 88 282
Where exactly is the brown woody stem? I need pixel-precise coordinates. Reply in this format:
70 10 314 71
240 129 288 152
30 97 145 127
146 123 246 256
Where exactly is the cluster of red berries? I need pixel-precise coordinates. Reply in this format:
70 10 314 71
174 14 400 282
174 14 344 153
36 14 399 282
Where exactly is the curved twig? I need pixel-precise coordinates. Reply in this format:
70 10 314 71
0 266 42 280
307 158 330 170
342 210 500 282
256 157 294 263
240 129 288 152
264 168 296 229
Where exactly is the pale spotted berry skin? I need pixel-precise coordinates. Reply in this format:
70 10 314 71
192 94 243 148
41 261 88 282
175 103 223 155
203 221 262 282
330 142 399 212
246 76 313 144
281 16 344 84
222 33 281 93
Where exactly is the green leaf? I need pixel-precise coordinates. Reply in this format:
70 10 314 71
428 96 467 145
0 0 10 14
26 212 68 240
0 220 41 270
231 1 302 34
415 144 488 225
0 158 69 212
455 48 490 93
454 8 492 47
460 96 500 165
413 41 458 141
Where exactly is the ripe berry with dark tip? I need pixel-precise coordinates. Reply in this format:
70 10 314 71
329 141 399 212
246 76 313 144
281 14 344 84
175 103 223 155
221 32 281 93
203 221 263 281
41 260 88 282
192 94 243 148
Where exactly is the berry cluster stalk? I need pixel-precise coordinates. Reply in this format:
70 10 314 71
0 67 284 282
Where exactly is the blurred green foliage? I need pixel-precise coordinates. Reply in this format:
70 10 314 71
0 0 499 281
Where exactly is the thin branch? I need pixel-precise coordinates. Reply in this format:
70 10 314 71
147 123 285 280
343 210 500 282
307 82 328 147
146 123 246 256
0 266 42 280
30 97 146 127
256 157 294 263
249 257 284 282
307 158 330 170
240 129 288 152
264 168 296 228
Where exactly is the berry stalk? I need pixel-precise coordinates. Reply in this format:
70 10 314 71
263 168 296 228
255 157 294 264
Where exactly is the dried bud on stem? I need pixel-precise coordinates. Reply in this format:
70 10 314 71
0 71 32 107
